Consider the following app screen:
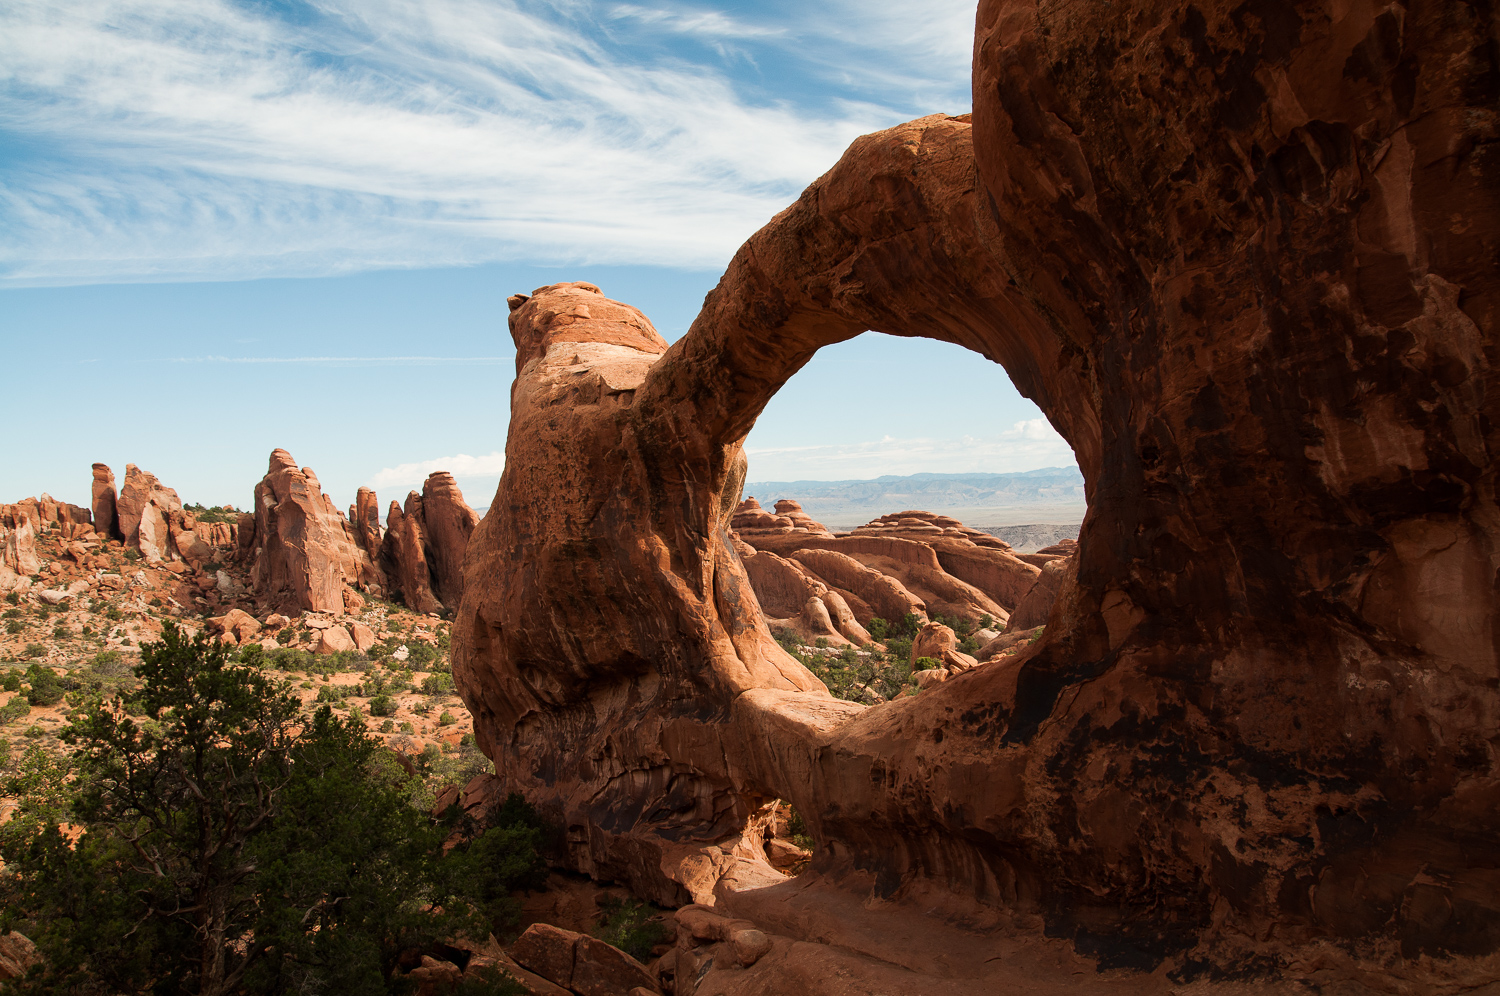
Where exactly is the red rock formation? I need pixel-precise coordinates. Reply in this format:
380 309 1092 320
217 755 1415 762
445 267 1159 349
734 502 1031 625
0 506 38 591
419 472 479 609
455 0 1500 976
379 474 479 615
349 486 384 568
115 464 182 562
248 449 382 615
735 539 869 646
381 494 441 616
91 463 122 541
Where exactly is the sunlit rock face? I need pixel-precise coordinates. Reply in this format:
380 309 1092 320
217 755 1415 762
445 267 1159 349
454 0 1500 972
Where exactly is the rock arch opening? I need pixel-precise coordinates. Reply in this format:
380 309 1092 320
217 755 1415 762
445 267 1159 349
453 0 1500 972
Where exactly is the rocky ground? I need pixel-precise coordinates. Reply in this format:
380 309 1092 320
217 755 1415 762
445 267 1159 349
0 518 486 813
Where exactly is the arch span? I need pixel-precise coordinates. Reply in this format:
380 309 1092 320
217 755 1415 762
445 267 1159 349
455 0 1500 970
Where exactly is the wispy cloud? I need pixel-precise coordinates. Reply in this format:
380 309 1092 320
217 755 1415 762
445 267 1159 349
366 450 506 495
744 419 1077 481
0 0 975 286
166 355 511 365
607 5 787 40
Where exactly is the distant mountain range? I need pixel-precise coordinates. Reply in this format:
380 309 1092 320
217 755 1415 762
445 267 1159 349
743 467 1086 533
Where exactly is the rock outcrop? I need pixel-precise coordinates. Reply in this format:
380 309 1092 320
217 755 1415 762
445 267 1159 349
731 502 1034 627
116 464 183 563
0 506 38 591
380 474 479 616
244 449 383 616
455 0 1500 978
90 463 122 542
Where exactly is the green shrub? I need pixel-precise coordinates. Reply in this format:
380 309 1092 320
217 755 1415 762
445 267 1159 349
421 672 454 696
24 665 65 708
379 719 394 733
22 644 46 661
786 805 815 851
236 643 264 668
52 626 69 640
0 623 549 993
315 685 345 704
268 647 311 672
1 672 20 692
148 597 162 607
399 721 414 734
0 696 31 724
438 711 456 726
105 607 122 621
593 897 669 962
2 609 20 620
368 694 397 717
122 548 140 562
276 627 294 645
4 593 18 605
4 622 21 635
22 724 44 738
404 642 440 671
865 617 889 641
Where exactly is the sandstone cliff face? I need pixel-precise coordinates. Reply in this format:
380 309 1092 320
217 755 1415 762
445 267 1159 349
247 449 382 615
379 473 478 616
455 0 1500 975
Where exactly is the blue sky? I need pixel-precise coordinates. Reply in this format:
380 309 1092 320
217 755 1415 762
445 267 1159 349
0 0 1076 511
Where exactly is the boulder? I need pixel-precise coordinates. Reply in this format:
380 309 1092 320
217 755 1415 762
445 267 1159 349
314 625 355 655
348 621 376 652
91 463 122 541
571 935 658 996
206 609 262 646
510 923 580 990
0 931 39 981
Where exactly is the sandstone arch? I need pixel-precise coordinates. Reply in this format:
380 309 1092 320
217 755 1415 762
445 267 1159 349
454 0 1500 972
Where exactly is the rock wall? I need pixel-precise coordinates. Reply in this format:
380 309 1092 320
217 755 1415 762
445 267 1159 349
453 0 1499 975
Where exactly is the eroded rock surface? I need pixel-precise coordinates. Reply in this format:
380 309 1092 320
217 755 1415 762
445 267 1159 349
380 473 478 616
455 0 1500 977
245 449 382 615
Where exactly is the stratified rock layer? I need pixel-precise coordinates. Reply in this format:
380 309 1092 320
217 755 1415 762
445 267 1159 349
455 0 1500 976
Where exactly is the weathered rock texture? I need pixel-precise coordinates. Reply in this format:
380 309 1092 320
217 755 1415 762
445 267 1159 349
455 0 1500 978
0 506 38 591
245 449 383 615
90 463 122 542
380 473 479 615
